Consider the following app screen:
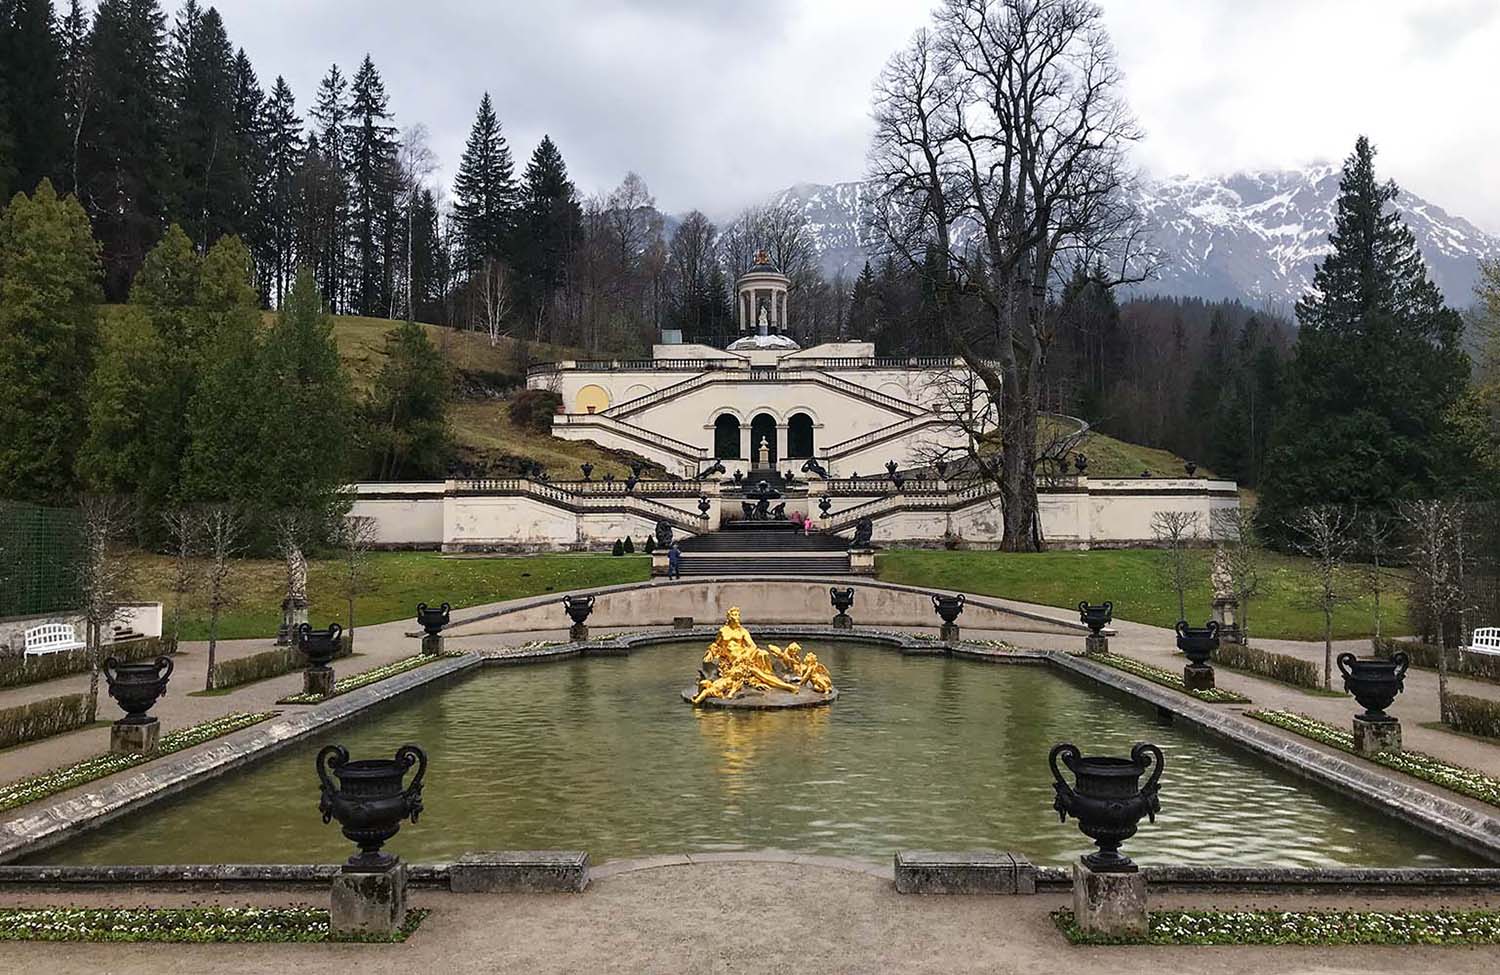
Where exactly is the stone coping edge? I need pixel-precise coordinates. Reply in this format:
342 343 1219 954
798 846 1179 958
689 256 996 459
0 654 481 865
1032 865 1500 890
1050 652 1500 864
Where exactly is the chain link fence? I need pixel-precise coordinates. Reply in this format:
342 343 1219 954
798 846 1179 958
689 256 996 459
0 501 84 618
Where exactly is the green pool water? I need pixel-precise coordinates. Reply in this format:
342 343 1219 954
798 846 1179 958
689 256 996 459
40 642 1477 867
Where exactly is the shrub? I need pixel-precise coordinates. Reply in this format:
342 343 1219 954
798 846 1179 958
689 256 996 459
623 536 635 554
1211 641 1321 689
507 388 562 434
611 539 624 556
1445 692 1500 740
0 693 92 749
1373 636 1500 684
644 536 655 554
0 635 175 690
208 637 352 691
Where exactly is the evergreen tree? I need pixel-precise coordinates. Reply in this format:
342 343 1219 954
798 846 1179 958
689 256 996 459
81 0 171 299
408 187 444 323
168 2 239 248
58 0 90 197
361 319 450 479
1260 137 1469 528
452 92 515 274
308 63 348 309
515 134 577 329
345 54 396 317
0 180 100 502
0 0 68 195
847 260 878 339
79 304 169 494
230 48 268 294
262 75 303 304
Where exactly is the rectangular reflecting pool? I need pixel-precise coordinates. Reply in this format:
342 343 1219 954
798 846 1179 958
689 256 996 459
36 642 1479 867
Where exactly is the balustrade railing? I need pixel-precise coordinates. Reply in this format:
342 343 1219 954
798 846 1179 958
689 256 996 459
553 413 706 457
821 415 940 457
451 478 701 527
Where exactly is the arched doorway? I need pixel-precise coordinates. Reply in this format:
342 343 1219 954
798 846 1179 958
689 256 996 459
714 414 741 459
750 413 777 467
787 413 814 459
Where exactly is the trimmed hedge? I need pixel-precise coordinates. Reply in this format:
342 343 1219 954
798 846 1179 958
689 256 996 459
208 637 352 691
0 693 93 750
1373 636 1500 685
0 636 175 691
1445 692 1500 740
1210 641 1322 690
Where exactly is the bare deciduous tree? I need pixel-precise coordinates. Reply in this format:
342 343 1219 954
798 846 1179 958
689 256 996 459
1400 500 1463 721
473 257 513 346
397 124 438 322
1210 506 1263 643
335 514 379 651
1287 504 1356 690
1150 510 1202 622
200 503 246 691
161 508 198 654
1357 510 1396 643
76 495 134 718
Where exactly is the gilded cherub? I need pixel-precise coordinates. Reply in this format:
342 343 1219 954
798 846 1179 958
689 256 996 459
797 652 833 694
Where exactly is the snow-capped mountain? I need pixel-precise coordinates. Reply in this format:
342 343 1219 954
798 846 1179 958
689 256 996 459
771 168 1500 308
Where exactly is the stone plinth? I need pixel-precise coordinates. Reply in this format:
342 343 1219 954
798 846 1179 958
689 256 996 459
304 667 335 698
683 686 838 709
1183 664 1215 691
849 548 875 575
1072 860 1147 938
276 598 309 646
569 623 589 642
1085 634 1109 656
894 851 1036 895
832 613 852 630
1212 597 1242 644
1354 715 1401 756
421 634 443 656
110 718 159 755
651 550 669 577
330 861 407 939
673 616 694 630
449 851 589 893
940 623 960 643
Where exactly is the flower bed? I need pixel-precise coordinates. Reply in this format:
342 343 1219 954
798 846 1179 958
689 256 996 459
1090 652 1251 703
1053 909 1500 945
0 711 275 813
0 906 426 943
276 654 452 704
1249 709 1500 807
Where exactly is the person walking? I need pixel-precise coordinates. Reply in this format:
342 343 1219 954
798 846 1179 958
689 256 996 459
667 542 682 580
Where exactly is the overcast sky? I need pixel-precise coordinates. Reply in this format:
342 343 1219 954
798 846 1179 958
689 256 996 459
197 0 1500 232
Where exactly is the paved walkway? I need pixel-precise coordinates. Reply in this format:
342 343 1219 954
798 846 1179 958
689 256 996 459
2 860 1497 974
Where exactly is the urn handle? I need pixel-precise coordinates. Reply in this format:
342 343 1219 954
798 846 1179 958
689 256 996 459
1133 741 1166 806
931 594 941 610
1390 650 1410 681
1101 601 1112 617
103 656 122 683
1078 600 1090 615
154 655 174 681
1175 620 1190 639
315 744 348 824
1336 651 1357 681
396 744 428 823
1048 742 1080 821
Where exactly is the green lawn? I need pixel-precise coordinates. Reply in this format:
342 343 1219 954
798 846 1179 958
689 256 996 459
875 548 1405 642
137 551 649 641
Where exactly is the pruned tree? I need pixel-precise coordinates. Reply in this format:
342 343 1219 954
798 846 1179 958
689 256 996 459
160 507 199 653
1210 505 1264 643
1400 499 1462 721
200 502 246 691
335 513 379 651
76 494 135 718
1287 504 1356 689
1150 510 1202 623
866 0 1156 551
1357 509 1397 643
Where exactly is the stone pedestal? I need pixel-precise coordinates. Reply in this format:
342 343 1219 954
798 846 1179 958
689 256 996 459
330 862 407 939
849 548 876 575
940 623 960 643
276 598 309 646
832 613 852 630
1085 634 1109 656
1183 664 1215 691
1212 597 1243 644
569 623 589 642
421 634 443 656
672 616 694 630
1072 860 1147 938
1353 715 1401 756
110 718 159 755
651 550 669 577
304 667 335 698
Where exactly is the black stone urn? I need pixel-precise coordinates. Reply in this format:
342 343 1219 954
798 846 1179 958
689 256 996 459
563 593 596 626
104 655 174 724
831 586 855 615
1049 741 1164 873
1074 453 1088 474
932 592 966 624
934 459 948 478
698 495 711 519
818 496 832 517
416 601 450 638
317 743 427 872
1078 601 1113 637
580 462 593 480
297 622 344 670
1184 460 1198 476
1338 651 1410 721
1175 620 1220 667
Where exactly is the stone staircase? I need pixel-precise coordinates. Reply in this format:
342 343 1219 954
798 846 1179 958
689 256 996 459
675 521 851 576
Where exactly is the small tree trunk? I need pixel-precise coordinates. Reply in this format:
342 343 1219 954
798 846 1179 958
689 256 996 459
86 620 101 721
1323 607 1334 690
205 609 220 693
1437 618 1450 724
347 595 356 652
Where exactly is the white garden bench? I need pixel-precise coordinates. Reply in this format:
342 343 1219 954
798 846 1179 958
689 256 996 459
23 623 85 657
1465 627 1500 657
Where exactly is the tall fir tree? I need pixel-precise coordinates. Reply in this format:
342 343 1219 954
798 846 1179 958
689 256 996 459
168 3 241 249
57 0 90 197
81 0 172 299
516 134 578 333
1259 137 1469 529
846 260 878 339
308 63 349 310
345 54 396 317
0 0 68 196
262 76 302 305
0 180 100 502
452 92 516 275
231 49 269 297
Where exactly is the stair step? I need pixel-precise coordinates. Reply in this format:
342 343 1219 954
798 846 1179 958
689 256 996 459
677 552 852 576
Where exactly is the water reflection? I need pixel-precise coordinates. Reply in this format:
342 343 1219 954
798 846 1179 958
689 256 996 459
38 642 1478 867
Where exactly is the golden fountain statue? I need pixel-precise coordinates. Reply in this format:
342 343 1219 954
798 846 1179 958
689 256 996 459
683 607 837 709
